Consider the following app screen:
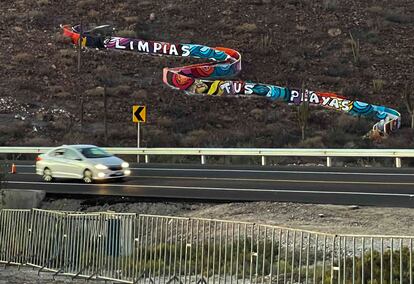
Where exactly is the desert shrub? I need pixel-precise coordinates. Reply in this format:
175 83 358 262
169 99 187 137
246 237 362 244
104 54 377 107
76 0 97 9
87 9 99 19
324 127 352 147
124 16 139 24
180 129 209 147
157 116 173 128
384 9 412 24
236 23 257 33
250 108 265 122
132 90 148 100
366 6 384 14
85 87 104 97
0 122 29 142
28 10 46 25
257 32 274 55
15 79 43 93
337 114 371 135
372 79 385 93
13 52 35 64
297 136 325 148
324 64 351 77
110 85 131 96
365 30 381 44
116 30 136 38
36 0 49 5
59 49 76 58
23 137 52 146
323 0 338 10
54 91 71 98
146 129 175 147
342 85 362 100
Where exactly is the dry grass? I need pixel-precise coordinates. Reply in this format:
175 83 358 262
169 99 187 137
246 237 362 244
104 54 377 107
348 32 360 65
372 79 386 93
124 16 139 24
116 30 137 38
249 108 265 121
236 23 257 33
13 53 35 64
85 87 104 97
180 129 209 147
36 0 49 5
87 9 99 19
132 90 148 100
59 49 75 58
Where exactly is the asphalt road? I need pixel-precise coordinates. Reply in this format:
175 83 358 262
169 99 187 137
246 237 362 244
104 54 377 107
5 163 414 207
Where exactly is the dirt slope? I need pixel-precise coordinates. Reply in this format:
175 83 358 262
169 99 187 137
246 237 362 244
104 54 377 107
0 0 413 148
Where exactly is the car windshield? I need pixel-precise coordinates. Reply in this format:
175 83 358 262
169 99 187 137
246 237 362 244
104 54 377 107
79 147 112 159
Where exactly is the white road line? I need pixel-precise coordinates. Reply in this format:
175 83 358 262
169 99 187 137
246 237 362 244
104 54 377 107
7 181 414 197
16 165 35 168
130 167 414 176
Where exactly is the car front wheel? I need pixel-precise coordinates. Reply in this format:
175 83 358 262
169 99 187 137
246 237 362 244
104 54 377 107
43 168 53 182
83 169 93 184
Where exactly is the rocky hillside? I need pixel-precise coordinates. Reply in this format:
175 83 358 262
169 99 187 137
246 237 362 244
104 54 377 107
0 0 413 149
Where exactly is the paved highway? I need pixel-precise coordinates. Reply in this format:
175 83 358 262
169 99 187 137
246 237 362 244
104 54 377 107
5 163 414 207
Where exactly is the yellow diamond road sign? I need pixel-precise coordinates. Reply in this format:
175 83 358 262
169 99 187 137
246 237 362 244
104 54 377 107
133 105 146 123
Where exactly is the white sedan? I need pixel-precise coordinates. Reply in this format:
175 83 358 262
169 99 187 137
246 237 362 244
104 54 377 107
36 145 131 183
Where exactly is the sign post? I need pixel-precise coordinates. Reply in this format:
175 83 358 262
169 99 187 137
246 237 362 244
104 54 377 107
132 105 146 163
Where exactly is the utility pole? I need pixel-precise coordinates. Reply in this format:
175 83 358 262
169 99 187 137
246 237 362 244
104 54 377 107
77 21 84 130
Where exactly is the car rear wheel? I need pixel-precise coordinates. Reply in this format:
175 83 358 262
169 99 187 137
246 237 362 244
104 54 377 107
43 168 53 182
83 169 93 184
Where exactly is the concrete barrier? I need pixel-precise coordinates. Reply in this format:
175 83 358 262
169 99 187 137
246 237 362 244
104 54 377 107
0 189 45 209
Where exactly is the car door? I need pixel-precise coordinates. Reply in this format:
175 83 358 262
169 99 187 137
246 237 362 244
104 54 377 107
47 148 70 178
60 148 85 179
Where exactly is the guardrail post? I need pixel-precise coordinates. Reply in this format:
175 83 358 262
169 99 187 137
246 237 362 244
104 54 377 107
145 155 149 164
201 155 206 165
261 156 266 166
326 157 332 167
395 157 402 168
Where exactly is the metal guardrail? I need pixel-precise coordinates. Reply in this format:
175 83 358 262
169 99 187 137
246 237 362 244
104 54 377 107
1 209 413 283
0 147 414 167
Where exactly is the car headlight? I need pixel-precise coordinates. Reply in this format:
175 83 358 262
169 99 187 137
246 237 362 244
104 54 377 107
95 164 108 170
122 162 129 168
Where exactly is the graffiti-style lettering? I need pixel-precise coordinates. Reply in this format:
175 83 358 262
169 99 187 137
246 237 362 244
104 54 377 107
61 24 401 135
233 82 243 94
137 41 149 53
182 45 190 57
309 92 319 104
153 42 162 53
245 83 254 95
115 38 126 49
169 45 178 56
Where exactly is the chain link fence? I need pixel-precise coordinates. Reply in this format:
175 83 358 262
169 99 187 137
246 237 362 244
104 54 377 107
0 208 413 283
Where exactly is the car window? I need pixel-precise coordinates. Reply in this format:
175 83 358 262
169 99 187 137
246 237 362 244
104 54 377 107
64 149 81 160
50 149 65 158
80 147 112 159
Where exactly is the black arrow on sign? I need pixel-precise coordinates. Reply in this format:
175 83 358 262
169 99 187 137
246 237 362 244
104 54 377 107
134 106 145 122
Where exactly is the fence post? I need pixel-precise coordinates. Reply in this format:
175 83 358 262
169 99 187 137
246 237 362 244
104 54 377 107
395 157 402 168
261 156 266 166
201 155 206 165
326 157 332 167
